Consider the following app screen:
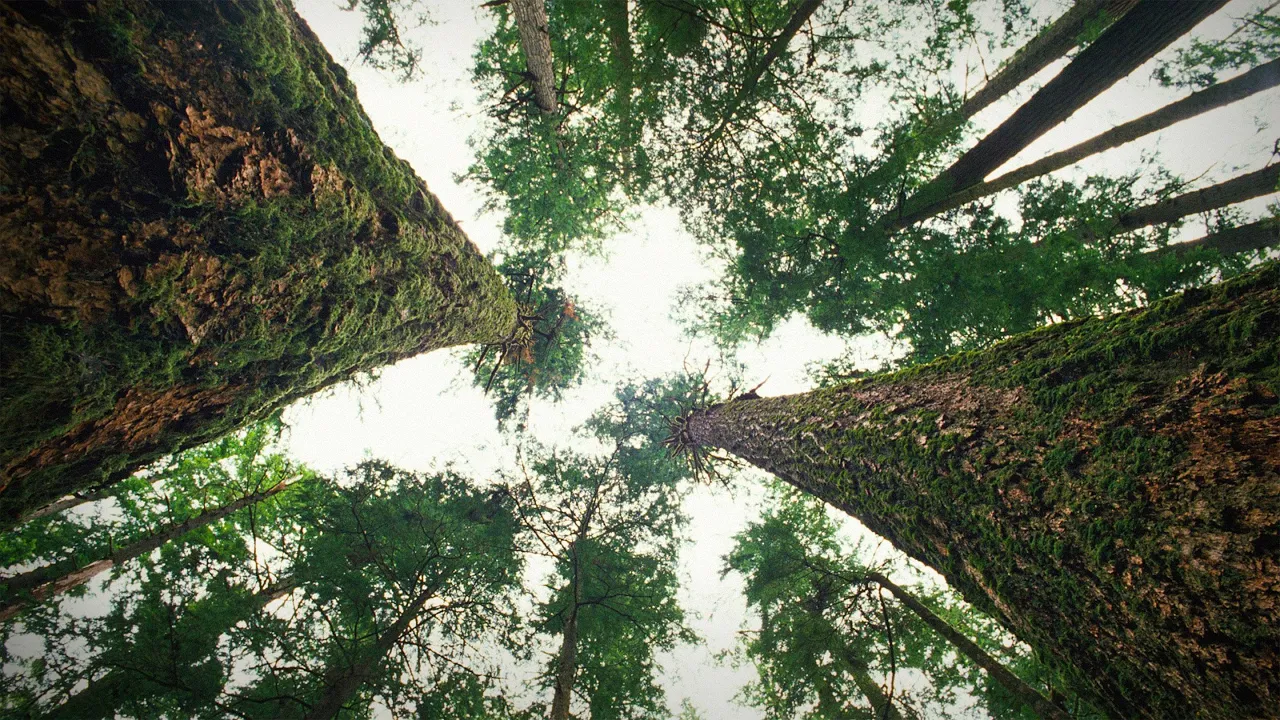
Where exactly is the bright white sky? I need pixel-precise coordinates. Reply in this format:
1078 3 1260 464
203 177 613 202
275 1 1279 717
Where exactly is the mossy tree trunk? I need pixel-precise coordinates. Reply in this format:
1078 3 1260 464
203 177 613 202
0 0 516 526
682 263 1280 719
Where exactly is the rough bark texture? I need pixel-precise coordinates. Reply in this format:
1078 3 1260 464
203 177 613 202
958 0 1139 121
0 480 289 622
510 0 558 114
929 0 1226 194
304 583 437 720
891 57 1280 229
0 0 516 526
685 262 1280 718
1116 164 1280 233
865 572 1068 720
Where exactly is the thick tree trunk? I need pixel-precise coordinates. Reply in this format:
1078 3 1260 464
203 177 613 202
681 262 1280 718
1145 217 1280 260
701 0 825 148
916 0 1226 201
863 572 1068 720
0 480 291 622
510 0 559 114
304 583 437 720
958 0 1139 121
0 0 516 528
1115 164 1280 233
890 58 1280 229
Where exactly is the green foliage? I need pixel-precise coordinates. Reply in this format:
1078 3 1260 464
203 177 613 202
344 0 434 80
0 0 514 524
465 250 611 427
500 378 703 717
1154 6 1280 89
726 487 1097 719
220 462 522 718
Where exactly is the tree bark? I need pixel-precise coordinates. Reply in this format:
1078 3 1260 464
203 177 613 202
303 582 438 720
923 0 1227 196
681 262 1280 719
0 0 516 528
863 572 1069 720
701 0 826 148
510 0 558 113
890 57 1280 229
550 503 595 720
0 480 291 623
958 0 1139 121
1144 217 1280 260
1115 164 1280 233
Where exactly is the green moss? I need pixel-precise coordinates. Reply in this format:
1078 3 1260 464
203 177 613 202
0 0 515 523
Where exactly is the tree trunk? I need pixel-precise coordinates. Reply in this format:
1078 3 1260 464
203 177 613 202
680 262 1280 719
550 504 595 720
890 57 1280 229
701 0 826 148
605 0 636 163
303 583 437 720
0 481 291 623
16 486 113 525
1144 217 1280 260
840 648 910 720
863 572 1069 720
958 0 1139 121
510 0 558 114
924 0 1226 195
1115 164 1280 233
0 0 516 528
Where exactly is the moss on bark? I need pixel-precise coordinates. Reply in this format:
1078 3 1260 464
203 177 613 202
0 0 516 525
686 262 1280 719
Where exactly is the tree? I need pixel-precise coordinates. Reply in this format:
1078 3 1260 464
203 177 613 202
218 463 522 719
0 0 516 527
667 261 1280 718
890 58 1280 229
727 490 1090 720
0 420 309 624
904 0 1226 204
503 435 693 718
464 249 610 427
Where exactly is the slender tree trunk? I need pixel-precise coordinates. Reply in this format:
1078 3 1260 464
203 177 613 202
0 0 516 529
605 0 635 166
0 481 291 623
863 572 1069 720
919 0 1226 199
679 262 1280 719
510 0 558 113
1144 217 1280 260
890 58 1280 229
701 0 825 148
550 504 595 720
958 0 1139 121
840 649 909 720
303 583 438 720
1115 164 1280 232
16 486 113 525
